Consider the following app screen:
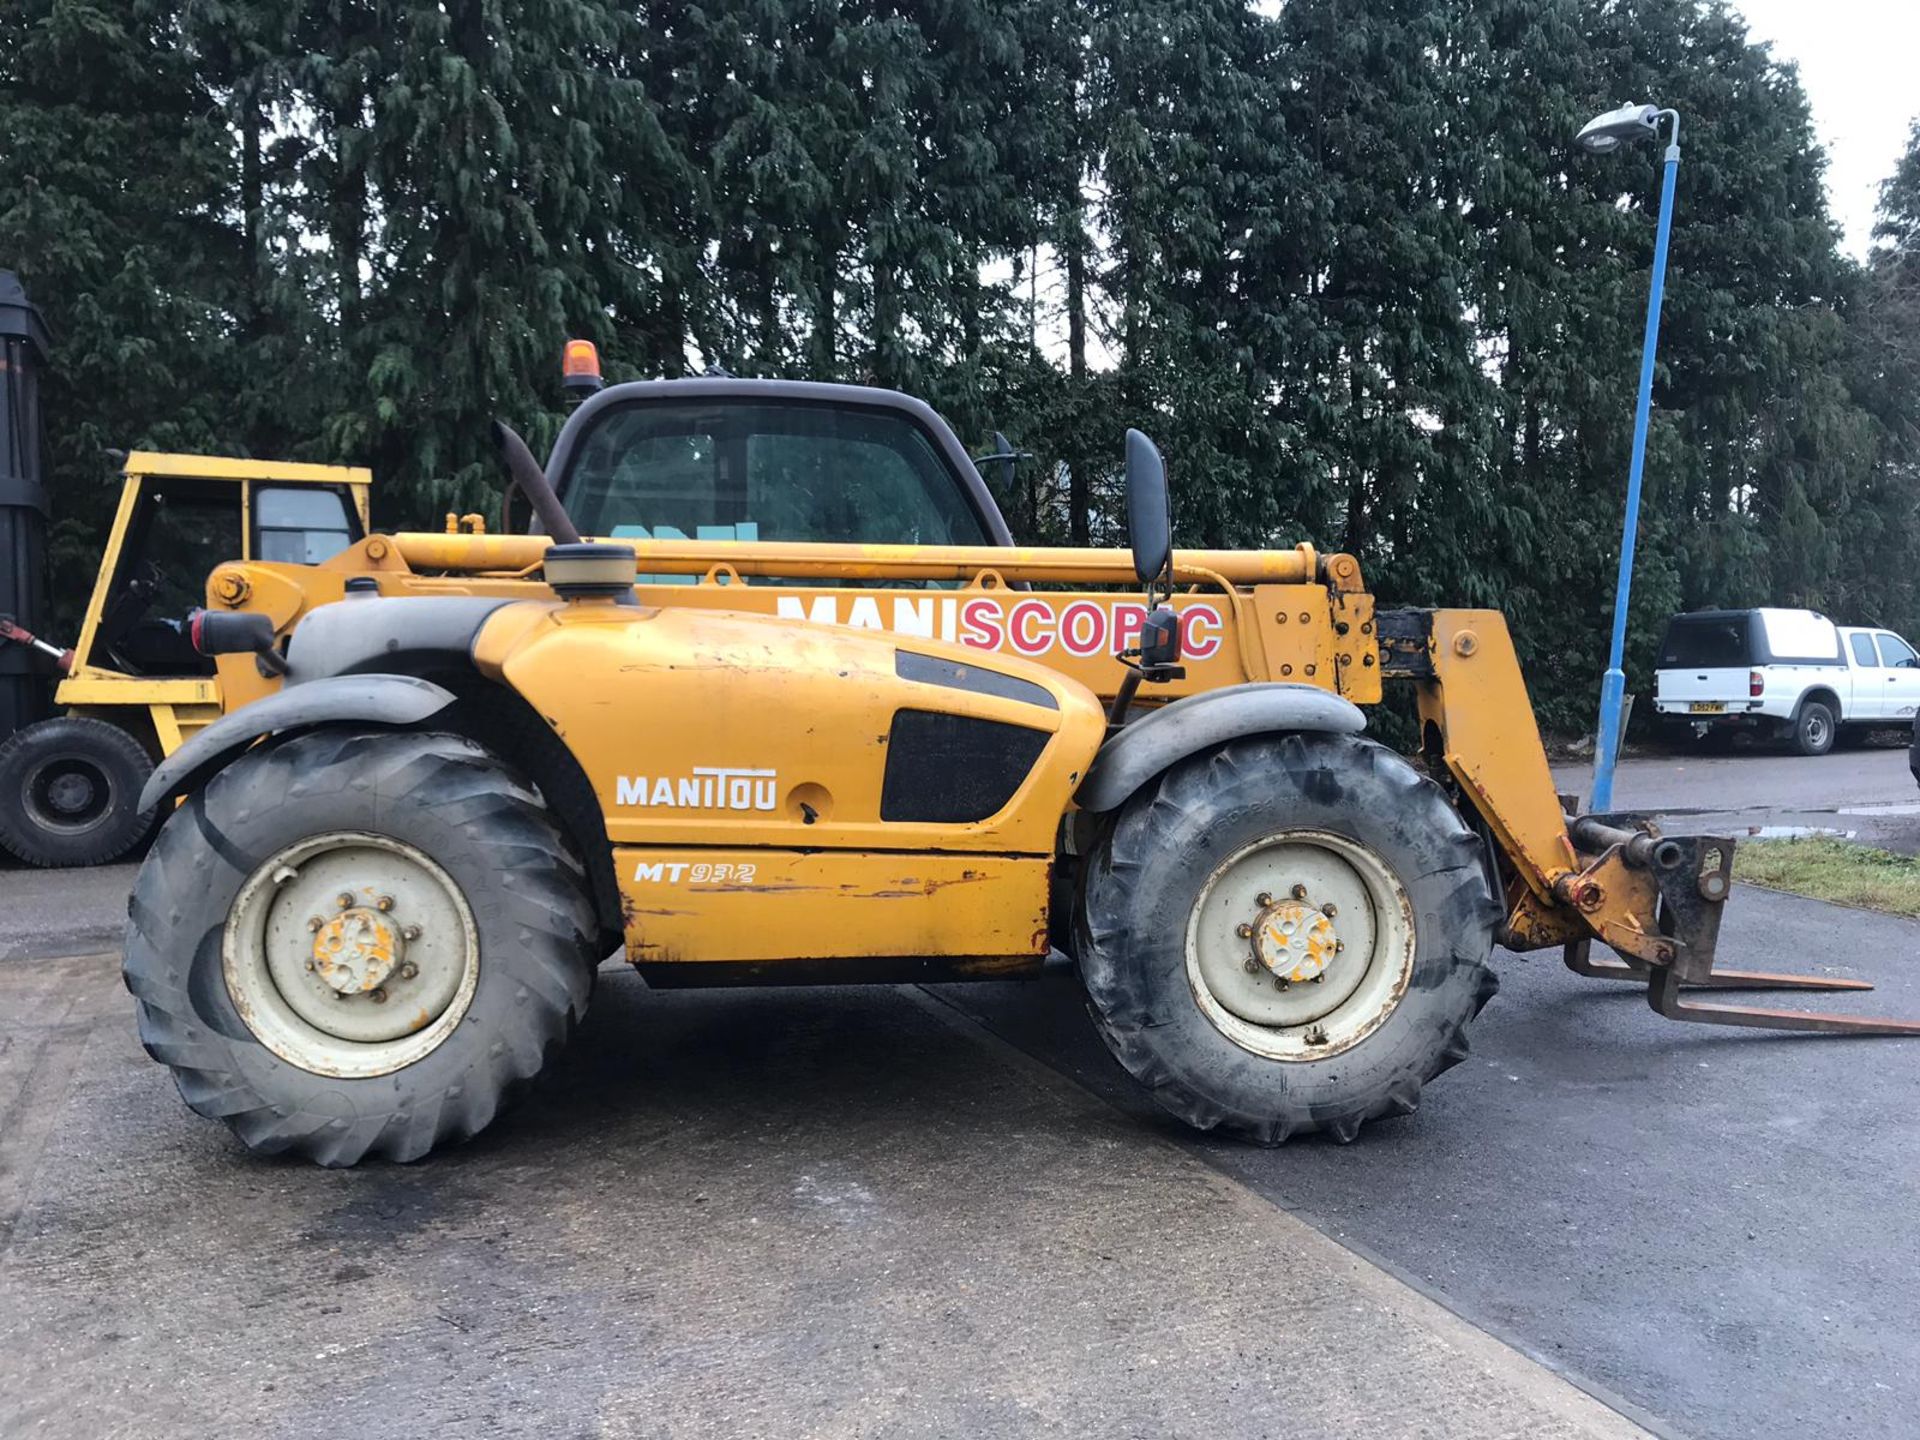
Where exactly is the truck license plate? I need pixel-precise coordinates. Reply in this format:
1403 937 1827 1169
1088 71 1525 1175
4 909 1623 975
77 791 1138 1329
1688 702 1727 714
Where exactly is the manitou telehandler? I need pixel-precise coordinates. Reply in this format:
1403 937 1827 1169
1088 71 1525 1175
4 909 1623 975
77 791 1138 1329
122 359 1920 1166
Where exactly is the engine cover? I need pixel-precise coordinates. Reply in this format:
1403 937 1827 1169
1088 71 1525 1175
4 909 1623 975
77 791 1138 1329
472 597 1107 966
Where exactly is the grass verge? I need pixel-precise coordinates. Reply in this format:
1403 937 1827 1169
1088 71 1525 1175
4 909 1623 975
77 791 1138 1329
1734 836 1920 919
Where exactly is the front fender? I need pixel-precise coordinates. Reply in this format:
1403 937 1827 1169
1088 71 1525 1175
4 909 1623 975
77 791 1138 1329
1076 683 1366 813
139 674 457 812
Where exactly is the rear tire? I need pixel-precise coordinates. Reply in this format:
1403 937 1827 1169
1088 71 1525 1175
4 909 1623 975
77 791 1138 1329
0 716 158 867
1076 732 1499 1144
1792 699 1836 757
123 728 598 1166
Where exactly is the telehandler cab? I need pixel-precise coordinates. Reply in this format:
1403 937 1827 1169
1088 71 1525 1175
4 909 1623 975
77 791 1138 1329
124 366 1920 1166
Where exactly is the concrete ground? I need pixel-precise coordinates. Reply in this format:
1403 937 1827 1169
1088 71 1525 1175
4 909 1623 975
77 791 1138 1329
0 951 1644 1440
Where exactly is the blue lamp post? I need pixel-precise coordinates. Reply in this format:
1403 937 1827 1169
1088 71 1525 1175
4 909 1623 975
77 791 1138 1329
1578 102 1681 814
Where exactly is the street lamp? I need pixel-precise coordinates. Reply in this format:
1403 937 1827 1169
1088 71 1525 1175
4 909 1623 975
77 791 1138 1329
1578 101 1681 813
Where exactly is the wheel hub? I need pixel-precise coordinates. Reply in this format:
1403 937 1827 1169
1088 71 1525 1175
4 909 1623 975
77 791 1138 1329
45 770 95 816
1251 896 1339 984
223 833 479 1076
1185 831 1416 1060
312 907 404 994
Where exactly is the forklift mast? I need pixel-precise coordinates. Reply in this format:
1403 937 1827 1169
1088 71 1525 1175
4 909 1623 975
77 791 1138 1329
0 271 52 738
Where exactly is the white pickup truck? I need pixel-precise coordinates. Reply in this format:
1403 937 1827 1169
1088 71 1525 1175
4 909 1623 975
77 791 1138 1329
1653 607 1920 756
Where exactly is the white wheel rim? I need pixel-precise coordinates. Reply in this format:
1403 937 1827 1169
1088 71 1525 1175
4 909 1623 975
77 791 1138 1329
1184 829 1416 1062
222 831 480 1078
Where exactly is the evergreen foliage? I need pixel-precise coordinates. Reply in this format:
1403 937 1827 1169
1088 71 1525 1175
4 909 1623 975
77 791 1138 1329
2 0 1916 731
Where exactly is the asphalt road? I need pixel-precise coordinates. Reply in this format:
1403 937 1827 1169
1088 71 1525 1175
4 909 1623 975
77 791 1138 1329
4 746 1917 1438
1551 741 1920 852
950 883 1920 1440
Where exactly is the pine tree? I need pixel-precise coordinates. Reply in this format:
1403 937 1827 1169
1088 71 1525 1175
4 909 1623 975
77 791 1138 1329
0 0 254 629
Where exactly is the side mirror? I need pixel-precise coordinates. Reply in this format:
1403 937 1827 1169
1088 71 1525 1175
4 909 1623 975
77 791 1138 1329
1124 429 1172 588
972 430 1027 509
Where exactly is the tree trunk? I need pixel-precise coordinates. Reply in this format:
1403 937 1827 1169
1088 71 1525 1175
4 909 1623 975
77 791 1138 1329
1064 202 1090 544
240 80 264 334
811 228 838 380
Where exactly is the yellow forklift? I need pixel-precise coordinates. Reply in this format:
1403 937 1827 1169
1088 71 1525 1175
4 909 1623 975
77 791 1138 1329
0 451 370 865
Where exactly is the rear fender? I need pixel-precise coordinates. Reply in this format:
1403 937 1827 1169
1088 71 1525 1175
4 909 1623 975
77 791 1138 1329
138 674 455 811
1076 683 1366 813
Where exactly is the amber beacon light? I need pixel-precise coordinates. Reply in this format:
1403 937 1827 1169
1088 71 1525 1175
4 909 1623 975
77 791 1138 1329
561 338 603 397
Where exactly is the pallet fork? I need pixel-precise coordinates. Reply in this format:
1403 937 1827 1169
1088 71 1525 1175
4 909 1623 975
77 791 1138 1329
1559 821 1920 1036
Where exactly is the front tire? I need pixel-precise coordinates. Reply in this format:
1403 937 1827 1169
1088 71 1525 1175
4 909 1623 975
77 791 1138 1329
123 728 598 1166
1076 732 1499 1144
0 715 158 866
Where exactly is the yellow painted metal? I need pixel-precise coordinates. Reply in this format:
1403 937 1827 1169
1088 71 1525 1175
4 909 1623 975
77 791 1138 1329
389 530 1323 586
64 476 145 692
1414 610 1577 900
475 597 1107 859
220 546 1375 706
147 700 223 753
465 594 1102 965
122 449 373 490
617 849 1049 964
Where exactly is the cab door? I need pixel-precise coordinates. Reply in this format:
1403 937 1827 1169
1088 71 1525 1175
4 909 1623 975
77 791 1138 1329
1845 631 1885 720
1876 632 1920 723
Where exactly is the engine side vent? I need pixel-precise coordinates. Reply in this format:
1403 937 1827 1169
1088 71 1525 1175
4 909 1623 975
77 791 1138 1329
880 709 1051 823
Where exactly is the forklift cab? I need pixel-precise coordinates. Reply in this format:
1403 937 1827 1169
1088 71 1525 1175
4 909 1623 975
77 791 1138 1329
80 453 370 678
0 452 371 868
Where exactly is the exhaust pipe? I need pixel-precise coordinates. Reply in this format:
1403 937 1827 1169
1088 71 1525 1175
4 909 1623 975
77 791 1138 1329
491 420 582 545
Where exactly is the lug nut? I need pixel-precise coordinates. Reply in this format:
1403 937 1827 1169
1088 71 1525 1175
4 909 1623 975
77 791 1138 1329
1273 976 1290 991
304 960 316 972
337 893 354 909
376 894 395 912
1244 958 1261 975
1235 922 1254 939
1256 892 1274 908
1310 973 1324 983
307 916 325 932
1291 884 1308 900
402 925 421 941
1335 940 1346 953
370 987 388 1004
400 962 419 981
1322 903 1338 918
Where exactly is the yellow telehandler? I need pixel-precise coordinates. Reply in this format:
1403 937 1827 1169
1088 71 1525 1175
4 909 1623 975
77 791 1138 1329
121 363 1918 1166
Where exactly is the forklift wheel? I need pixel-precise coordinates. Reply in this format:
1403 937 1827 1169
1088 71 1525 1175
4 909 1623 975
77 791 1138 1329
123 728 599 1166
0 716 159 867
1075 731 1500 1144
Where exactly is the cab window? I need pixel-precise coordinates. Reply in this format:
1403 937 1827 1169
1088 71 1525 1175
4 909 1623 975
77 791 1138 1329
1876 634 1918 669
1850 633 1878 667
255 486 357 564
557 401 991 548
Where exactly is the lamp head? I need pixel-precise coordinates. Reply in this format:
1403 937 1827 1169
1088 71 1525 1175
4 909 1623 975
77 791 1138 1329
1577 103 1661 154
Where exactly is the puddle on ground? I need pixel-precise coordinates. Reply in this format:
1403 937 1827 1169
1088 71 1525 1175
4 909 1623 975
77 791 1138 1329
1745 825 1859 840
